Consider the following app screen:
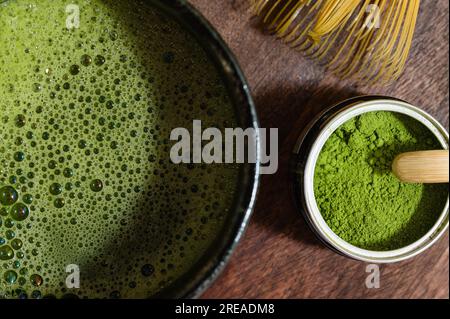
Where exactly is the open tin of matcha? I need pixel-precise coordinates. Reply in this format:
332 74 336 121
0 0 259 298
293 96 449 263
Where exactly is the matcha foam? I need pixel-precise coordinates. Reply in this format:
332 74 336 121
314 111 448 251
0 0 240 298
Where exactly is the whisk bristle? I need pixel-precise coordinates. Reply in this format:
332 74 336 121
252 0 421 84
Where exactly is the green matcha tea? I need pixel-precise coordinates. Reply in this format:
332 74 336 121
314 111 448 251
0 0 240 298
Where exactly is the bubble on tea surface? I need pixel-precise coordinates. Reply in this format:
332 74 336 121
0 186 19 206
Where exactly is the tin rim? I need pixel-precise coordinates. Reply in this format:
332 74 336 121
302 98 449 263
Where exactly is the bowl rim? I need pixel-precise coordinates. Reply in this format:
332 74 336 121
303 98 449 263
149 0 261 297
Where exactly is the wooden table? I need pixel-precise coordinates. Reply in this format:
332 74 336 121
189 0 449 299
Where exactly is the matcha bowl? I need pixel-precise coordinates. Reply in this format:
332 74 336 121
148 0 260 298
293 97 449 263
0 0 259 298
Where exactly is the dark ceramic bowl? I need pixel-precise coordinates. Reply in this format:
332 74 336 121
149 0 260 298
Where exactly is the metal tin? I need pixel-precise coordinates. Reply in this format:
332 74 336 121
292 96 449 263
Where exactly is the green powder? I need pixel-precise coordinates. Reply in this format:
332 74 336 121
314 111 448 251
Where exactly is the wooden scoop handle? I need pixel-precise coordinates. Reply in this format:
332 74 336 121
392 150 449 184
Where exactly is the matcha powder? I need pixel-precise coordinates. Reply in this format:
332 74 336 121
314 111 448 251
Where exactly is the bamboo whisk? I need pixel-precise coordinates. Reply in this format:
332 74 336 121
251 0 421 84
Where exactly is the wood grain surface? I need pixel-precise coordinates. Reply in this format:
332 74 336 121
189 0 450 299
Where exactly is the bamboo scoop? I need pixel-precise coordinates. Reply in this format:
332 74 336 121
392 150 449 184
